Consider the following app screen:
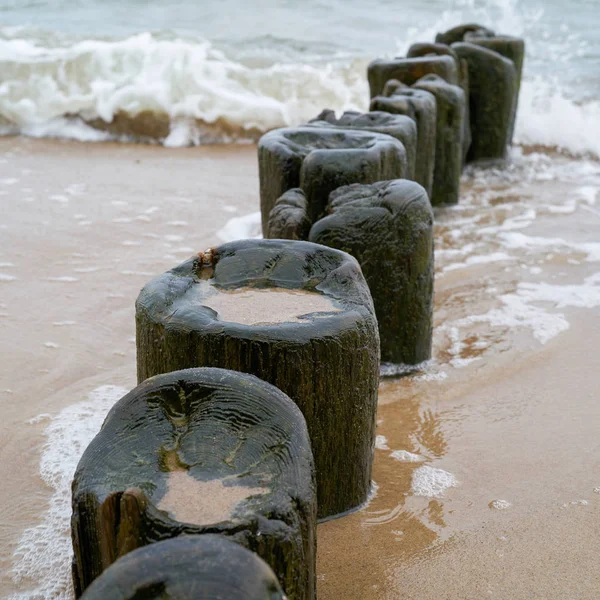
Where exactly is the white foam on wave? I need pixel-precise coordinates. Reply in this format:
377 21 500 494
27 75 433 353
0 0 597 158
216 211 262 243
499 232 600 262
410 465 458 498
9 385 127 600
0 31 368 146
516 79 600 158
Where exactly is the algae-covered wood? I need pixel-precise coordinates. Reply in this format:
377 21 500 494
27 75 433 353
370 83 437 198
452 42 517 163
80 535 286 600
407 42 472 163
413 74 465 205
309 180 434 366
308 109 417 181
71 368 316 600
135 240 380 519
464 31 525 143
367 54 459 98
258 126 406 234
266 188 311 240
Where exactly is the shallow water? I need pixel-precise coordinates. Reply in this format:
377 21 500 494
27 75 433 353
2 137 600 598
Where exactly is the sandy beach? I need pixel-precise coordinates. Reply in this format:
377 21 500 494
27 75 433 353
1 136 600 599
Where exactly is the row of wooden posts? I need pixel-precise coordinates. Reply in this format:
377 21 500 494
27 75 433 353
71 23 525 600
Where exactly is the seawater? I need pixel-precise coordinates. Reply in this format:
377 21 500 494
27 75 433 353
0 0 599 155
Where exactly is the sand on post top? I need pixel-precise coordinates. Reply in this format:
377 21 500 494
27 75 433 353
201 286 342 326
157 471 269 525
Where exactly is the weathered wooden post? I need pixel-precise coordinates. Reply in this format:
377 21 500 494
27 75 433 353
436 24 524 157
266 188 311 240
135 240 380 519
463 30 525 142
309 180 434 366
452 42 518 163
407 42 472 162
80 535 287 600
367 54 459 98
308 109 418 181
71 368 316 600
370 82 437 198
413 74 465 205
258 127 406 234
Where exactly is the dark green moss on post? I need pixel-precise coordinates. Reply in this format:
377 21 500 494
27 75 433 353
452 42 518 163
308 109 417 181
464 31 525 143
407 42 472 163
435 23 495 46
436 24 524 151
80 535 286 600
309 180 433 366
266 188 311 240
135 240 380 519
367 54 459 98
407 41 459 61
413 74 465 205
71 368 316 600
258 127 406 235
370 83 437 199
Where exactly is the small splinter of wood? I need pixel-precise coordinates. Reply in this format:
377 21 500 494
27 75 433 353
197 247 216 267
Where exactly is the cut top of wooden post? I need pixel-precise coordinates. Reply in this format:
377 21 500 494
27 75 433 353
367 54 459 98
258 126 406 230
72 367 316 599
407 41 460 62
136 239 376 343
308 109 417 181
80 535 287 600
435 23 495 46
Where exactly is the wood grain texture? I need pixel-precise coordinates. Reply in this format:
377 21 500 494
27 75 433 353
135 240 380 519
71 368 316 600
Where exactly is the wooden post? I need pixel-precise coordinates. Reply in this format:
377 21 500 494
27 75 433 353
309 180 434 366
80 535 287 600
71 368 317 599
308 109 417 181
135 240 380 519
258 127 406 234
367 54 459 98
370 83 437 199
413 74 466 205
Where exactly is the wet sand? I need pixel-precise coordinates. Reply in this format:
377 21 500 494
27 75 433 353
1 137 600 599
202 287 341 325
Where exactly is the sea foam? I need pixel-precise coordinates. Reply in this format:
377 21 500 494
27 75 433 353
410 465 458 498
216 211 262 243
1 11 599 158
9 385 127 600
